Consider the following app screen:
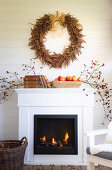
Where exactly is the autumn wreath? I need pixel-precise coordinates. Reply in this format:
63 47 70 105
29 12 85 68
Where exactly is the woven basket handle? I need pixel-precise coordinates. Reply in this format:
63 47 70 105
0 141 4 148
21 137 27 144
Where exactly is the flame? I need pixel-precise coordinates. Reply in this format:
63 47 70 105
63 132 69 144
52 138 56 145
40 136 46 143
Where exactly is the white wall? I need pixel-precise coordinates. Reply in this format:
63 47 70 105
0 0 112 139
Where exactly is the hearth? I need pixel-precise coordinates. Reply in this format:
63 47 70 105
34 115 78 155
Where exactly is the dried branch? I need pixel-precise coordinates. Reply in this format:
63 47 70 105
81 60 112 123
0 60 43 103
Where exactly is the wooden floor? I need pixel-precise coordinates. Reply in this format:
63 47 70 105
23 165 86 170
23 165 112 170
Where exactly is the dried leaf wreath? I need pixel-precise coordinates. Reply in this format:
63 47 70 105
29 12 85 68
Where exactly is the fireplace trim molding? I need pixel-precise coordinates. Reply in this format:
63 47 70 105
15 88 94 165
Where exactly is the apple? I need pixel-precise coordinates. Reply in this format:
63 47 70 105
66 76 72 81
60 77 66 81
58 76 62 81
72 75 77 81
54 78 59 81
68 77 72 81
65 76 70 81
65 77 68 81
77 77 82 81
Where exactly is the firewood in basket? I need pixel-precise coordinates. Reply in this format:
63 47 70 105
41 166 45 170
0 141 4 148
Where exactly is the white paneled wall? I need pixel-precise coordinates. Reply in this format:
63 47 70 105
0 0 112 139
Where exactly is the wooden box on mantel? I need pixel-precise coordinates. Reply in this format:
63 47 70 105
24 75 40 88
52 81 82 88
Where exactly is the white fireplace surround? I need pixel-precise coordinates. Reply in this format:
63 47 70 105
16 88 94 165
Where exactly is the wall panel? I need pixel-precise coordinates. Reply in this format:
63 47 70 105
0 0 112 139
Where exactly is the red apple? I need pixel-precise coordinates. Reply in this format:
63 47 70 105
58 76 62 81
68 77 72 81
66 76 72 81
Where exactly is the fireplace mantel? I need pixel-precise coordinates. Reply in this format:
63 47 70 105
16 88 94 107
16 88 94 165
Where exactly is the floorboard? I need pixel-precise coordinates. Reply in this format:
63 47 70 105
23 165 112 170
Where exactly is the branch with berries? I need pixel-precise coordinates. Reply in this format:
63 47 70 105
0 72 23 103
0 59 111 123
80 60 112 123
0 60 43 103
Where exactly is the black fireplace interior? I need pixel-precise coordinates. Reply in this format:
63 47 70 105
34 115 78 155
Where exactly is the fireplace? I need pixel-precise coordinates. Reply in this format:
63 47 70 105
16 88 94 165
34 115 78 155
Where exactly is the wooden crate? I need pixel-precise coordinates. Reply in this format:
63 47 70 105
52 81 82 88
24 75 40 88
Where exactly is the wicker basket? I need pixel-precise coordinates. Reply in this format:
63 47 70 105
52 81 82 88
0 137 28 170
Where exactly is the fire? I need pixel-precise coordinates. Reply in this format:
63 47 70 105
63 132 69 144
40 136 46 143
52 138 57 145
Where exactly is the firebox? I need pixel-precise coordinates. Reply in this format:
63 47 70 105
34 115 78 155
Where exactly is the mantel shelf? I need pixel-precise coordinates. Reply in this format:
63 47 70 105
15 88 94 107
15 87 94 94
